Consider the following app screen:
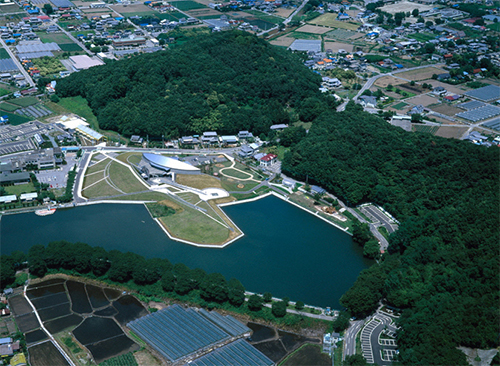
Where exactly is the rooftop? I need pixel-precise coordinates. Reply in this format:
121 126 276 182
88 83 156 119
69 55 104 70
464 85 500 103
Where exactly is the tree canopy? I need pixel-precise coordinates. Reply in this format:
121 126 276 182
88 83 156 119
56 31 328 138
283 103 499 364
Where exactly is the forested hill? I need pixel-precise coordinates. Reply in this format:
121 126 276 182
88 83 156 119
282 103 500 365
56 31 329 137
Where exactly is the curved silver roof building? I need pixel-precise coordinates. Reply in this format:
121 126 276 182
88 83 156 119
143 153 200 172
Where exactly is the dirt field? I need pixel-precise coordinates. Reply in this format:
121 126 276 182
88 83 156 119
395 67 445 81
429 104 463 116
374 76 408 88
187 8 221 16
110 4 154 14
404 94 439 107
324 41 354 53
309 14 360 30
434 126 469 139
296 24 332 34
270 35 295 47
421 80 471 95
380 1 435 14
274 7 294 18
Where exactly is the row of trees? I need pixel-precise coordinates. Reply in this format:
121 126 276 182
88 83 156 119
1 241 310 321
56 31 334 139
282 102 499 365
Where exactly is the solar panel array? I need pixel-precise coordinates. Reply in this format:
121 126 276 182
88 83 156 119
198 308 251 337
482 117 500 131
464 85 500 102
456 105 500 122
458 100 486 110
189 339 274 366
128 304 231 362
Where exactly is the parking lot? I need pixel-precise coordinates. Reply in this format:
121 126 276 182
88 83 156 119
35 154 77 189
0 139 36 155
360 204 398 233
0 121 61 156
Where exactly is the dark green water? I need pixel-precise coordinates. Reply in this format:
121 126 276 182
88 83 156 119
1 196 372 308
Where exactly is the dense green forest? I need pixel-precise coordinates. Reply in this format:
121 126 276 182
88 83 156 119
282 103 500 365
56 31 332 137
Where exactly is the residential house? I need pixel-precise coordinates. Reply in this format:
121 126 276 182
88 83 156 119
432 86 447 95
270 124 288 131
359 95 377 108
238 130 253 140
239 145 255 158
259 153 277 167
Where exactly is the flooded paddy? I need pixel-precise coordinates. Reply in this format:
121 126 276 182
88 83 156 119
248 322 276 342
15 312 40 333
44 314 83 334
282 344 331 366
25 329 48 345
24 277 147 364
87 334 140 364
8 295 32 316
66 280 92 314
112 295 148 326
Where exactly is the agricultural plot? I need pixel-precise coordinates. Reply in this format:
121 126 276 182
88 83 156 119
391 102 408 110
96 352 138 366
0 102 21 112
412 124 439 134
32 57 66 77
396 67 445 81
59 43 83 52
170 0 207 10
44 314 83 334
38 32 73 44
309 14 360 30
323 41 354 53
404 94 439 107
67 280 92 314
243 10 284 24
112 295 148 326
429 104 463 116
28 341 70 366
374 76 407 88
110 3 154 14
9 97 38 107
270 35 296 47
408 32 436 42
324 28 360 41
434 126 468 139
296 25 332 34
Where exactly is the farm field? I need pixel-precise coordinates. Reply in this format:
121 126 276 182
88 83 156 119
270 35 295 47
37 32 73 44
404 94 439 107
434 126 468 139
170 0 207 10
0 102 20 112
288 31 321 40
396 67 445 81
295 24 332 34
309 14 360 30
421 80 471 94
391 102 408 110
412 124 439 134
110 4 155 14
244 10 285 24
9 97 38 107
0 47 10 59
0 4 20 13
324 41 354 53
374 75 407 88
408 32 436 42
429 103 463 116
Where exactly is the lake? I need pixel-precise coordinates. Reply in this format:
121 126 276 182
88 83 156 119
1 196 372 308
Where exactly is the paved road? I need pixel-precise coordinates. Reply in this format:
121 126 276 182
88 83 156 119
344 319 364 359
0 38 35 87
360 205 397 234
353 64 445 101
257 0 309 36
344 204 390 251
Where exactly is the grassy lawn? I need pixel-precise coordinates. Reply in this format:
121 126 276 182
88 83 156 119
0 102 19 112
82 169 106 188
289 31 321 40
176 191 201 204
309 14 360 30
114 152 141 166
408 32 436 42
244 10 285 24
391 102 408 110
4 182 36 196
0 111 31 125
107 161 146 193
176 174 222 190
221 168 253 180
159 199 230 244
0 48 9 59
109 192 170 201
413 125 439 134
59 43 83 52
170 0 207 10
9 97 38 107
37 32 73 44
221 178 259 192
378 226 389 240
82 178 121 198
85 158 109 175
56 96 98 129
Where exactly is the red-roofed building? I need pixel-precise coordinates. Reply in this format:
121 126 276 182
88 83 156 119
473 68 482 74
260 153 277 167
444 54 453 59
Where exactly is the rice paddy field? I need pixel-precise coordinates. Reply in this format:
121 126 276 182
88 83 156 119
22 278 146 364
